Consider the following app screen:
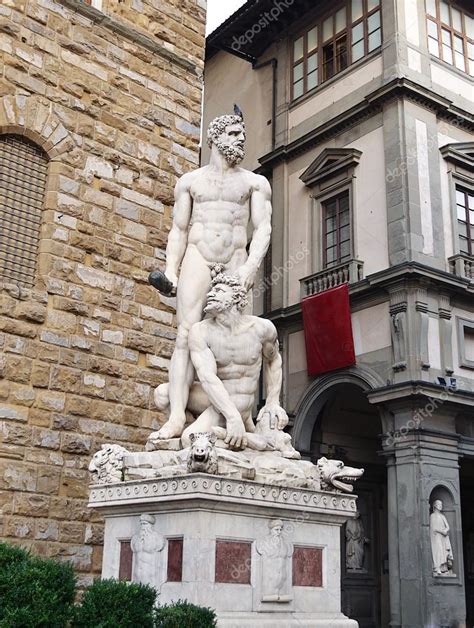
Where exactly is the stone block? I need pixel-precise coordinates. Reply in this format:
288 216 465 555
13 493 50 517
61 433 92 455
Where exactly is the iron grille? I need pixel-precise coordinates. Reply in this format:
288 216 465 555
0 135 49 288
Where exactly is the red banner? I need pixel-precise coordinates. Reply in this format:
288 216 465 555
302 283 356 377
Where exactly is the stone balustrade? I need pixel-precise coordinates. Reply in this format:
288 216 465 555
300 259 364 298
448 254 474 280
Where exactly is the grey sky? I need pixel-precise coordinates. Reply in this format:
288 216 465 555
206 0 247 35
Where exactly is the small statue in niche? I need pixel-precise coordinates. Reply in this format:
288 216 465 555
131 514 165 584
256 519 293 602
345 511 370 571
430 500 454 576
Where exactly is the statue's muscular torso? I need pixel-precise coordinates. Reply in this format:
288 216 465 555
199 317 273 417
184 166 261 266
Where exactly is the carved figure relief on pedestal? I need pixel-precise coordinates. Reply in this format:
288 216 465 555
131 514 165 585
256 519 293 602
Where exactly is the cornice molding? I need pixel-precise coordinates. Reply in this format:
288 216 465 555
88 473 358 518
257 78 474 173
367 380 474 407
440 142 474 170
264 261 473 326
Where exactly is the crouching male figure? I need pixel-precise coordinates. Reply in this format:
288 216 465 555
180 270 295 455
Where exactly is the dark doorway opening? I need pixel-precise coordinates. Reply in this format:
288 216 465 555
310 383 389 628
461 457 474 628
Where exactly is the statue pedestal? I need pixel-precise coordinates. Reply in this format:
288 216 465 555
89 474 359 627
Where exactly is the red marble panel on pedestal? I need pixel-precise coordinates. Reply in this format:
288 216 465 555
167 537 183 582
292 546 323 587
215 540 251 584
119 540 132 581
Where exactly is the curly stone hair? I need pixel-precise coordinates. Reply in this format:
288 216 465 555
209 264 248 311
206 114 245 148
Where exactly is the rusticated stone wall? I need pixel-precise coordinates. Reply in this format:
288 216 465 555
0 0 205 586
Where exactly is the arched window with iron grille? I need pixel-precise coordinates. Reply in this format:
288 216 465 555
0 134 49 288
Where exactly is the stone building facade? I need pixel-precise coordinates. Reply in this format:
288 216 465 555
204 0 473 626
0 0 205 585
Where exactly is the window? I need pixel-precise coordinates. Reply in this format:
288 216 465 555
83 0 103 8
322 191 351 268
426 0 474 76
457 317 474 369
292 0 382 99
456 186 474 255
0 135 49 288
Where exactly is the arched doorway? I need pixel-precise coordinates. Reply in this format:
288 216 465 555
294 376 389 628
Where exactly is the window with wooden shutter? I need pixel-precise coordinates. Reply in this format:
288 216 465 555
0 135 49 288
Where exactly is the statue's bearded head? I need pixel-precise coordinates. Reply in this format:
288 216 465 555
204 272 248 315
139 513 155 536
207 114 246 166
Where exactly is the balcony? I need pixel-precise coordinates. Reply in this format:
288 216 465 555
300 259 364 298
448 254 474 281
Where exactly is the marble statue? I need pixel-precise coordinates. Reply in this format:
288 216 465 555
345 511 369 570
187 432 219 474
153 110 272 442
430 500 454 576
88 443 128 484
256 519 293 601
89 110 365 494
318 457 364 493
131 514 165 584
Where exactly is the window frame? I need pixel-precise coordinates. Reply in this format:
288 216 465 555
291 0 383 101
425 0 474 76
455 184 474 256
0 134 50 289
321 190 353 269
456 317 474 370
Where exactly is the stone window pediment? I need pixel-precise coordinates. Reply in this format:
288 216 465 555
440 142 474 171
300 147 362 187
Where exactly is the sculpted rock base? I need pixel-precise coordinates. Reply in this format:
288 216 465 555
93 434 363 493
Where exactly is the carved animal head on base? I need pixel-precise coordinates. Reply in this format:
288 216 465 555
317 457 364 493
187 432 218 474
89 444 128 485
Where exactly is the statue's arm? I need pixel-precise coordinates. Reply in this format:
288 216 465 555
257 321 288 429
239 175 272 289
164 175 192 287
261 321 282 405
188 324 242 423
